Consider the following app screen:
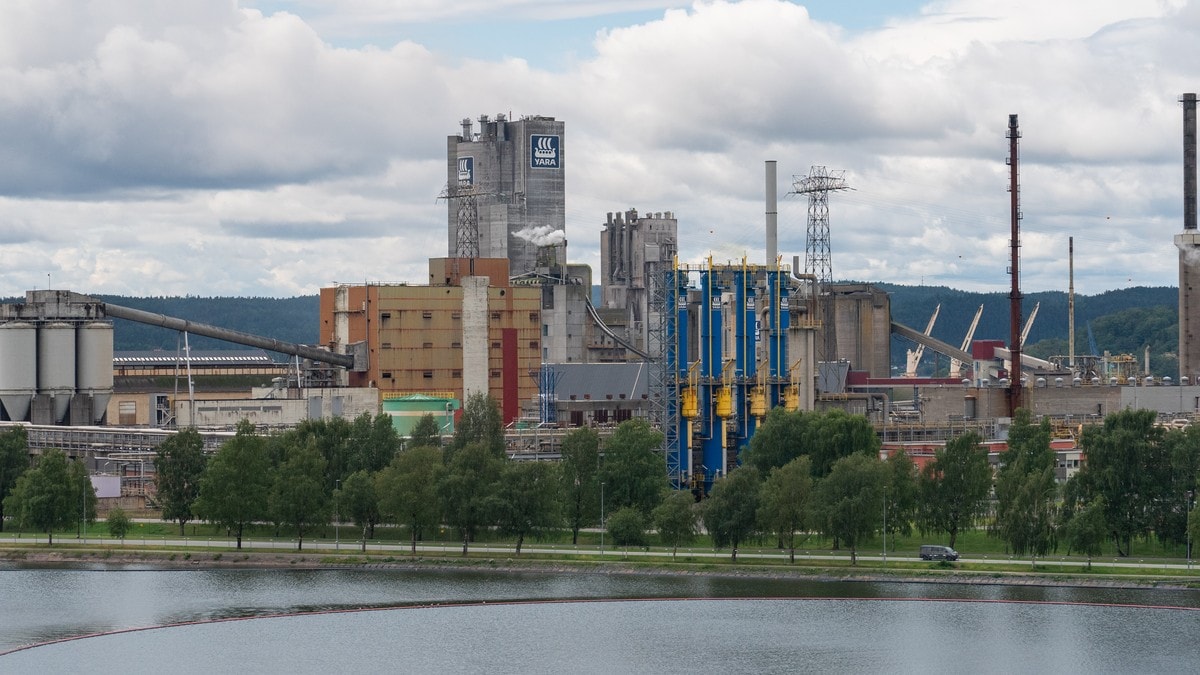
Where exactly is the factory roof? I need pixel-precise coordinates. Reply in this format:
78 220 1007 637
113 349 279 367
550 362 649 401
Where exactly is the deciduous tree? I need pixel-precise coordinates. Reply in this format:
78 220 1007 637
994 410 1058 561
338 469 380 550
377 446 443 554
347 412 400 475
3 449 87 544
155 427 206 536
195 422 271 549
599 419 666 515
815 453 887 565
883 449 918 547
606 506 648 548
0 426 29 532
1073 409 1167 556
918 432 992 549
559 427 601 544
438 442 502 555
495 461 561 555
107 506 131 540
652 490 698 559
448 392 505 460
269 440 330 551
702 466 761 561
757 456 813 563
407 413 442 449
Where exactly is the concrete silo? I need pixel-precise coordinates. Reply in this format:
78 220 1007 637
0 321 37 421
75 320 114 424
35 321 76 424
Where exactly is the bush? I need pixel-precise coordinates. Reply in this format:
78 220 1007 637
606 507 648 548
106 507 131 540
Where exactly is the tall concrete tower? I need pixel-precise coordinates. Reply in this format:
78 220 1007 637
1178 93 1200 382
600 208 678 354
446 114 566 277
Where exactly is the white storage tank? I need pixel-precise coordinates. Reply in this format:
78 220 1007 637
38 321 76 423
0 321 36 421
76 321 114 423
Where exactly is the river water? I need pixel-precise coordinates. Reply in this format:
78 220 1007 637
2 564 1198 673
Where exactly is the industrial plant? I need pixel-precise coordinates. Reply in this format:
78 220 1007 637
4 96 1200 504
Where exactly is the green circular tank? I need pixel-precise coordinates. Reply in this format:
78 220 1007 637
382 393 459 438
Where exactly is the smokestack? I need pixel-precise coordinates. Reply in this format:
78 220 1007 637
1185 93 1197 231
766 160 778 268
1007 114 1023 414
1068 236 1075 369
1179 94 1200 383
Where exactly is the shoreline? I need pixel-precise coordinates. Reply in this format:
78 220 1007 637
4 546 1198 592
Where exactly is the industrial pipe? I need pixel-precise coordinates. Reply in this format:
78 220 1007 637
103 302 356 369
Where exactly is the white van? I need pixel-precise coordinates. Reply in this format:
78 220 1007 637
919 545 959 561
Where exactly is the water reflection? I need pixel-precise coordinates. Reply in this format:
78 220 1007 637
3 563 1200 666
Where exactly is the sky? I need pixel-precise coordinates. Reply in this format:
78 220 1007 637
1 0 1198 298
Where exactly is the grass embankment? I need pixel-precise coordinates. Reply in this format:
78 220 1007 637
3 520 1199 586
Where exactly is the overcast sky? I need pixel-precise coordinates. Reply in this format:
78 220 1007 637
1 0 1197 298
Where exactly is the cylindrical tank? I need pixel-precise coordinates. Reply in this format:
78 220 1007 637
749 386 768 417
0 322 37 421
77 321 114 423
37 321 76 423
783 385 800 412
715 387 733 418
681 388 699 419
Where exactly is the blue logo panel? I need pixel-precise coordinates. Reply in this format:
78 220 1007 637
530 134 560 169
457 156 473 184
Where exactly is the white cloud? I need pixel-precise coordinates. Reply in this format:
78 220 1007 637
0 0 1196 298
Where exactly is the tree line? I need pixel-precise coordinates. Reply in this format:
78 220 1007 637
4 401 1200 563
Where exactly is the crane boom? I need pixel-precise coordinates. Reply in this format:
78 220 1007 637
904 304 940 377
949 304 984 378
1020 302 1040 347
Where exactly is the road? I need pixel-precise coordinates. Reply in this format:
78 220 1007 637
3 535 1197 573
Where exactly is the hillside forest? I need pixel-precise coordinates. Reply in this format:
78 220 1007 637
5 285 1175 375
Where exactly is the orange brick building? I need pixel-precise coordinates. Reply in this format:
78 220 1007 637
319 259 541 424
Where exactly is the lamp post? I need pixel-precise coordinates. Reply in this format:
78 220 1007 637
1188 490 1194 569
600 481 606 555
335 479 341 551
882 498 888 567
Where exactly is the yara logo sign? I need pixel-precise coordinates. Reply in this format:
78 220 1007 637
457 157 473 183
530 135 560 168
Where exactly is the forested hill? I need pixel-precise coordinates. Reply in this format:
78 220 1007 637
1 286 1176 372
878 283 1178 375
94 295 319 354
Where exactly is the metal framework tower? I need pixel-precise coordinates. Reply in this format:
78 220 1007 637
792 166 850 362
438 182 485 258
649 262 681 487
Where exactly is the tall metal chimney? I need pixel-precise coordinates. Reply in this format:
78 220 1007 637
766 160 778 268
1068 236 1075 369
1007 114 1024 414
1178 94 1200 384
1185 93 1196 231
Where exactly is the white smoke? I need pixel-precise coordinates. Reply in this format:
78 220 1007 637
514 225 566 247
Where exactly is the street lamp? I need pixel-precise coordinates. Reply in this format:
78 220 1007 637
1188 490 1194 569
600 481 606 555
335 479 341 551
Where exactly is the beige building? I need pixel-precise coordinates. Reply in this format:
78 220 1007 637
320 258 542 424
